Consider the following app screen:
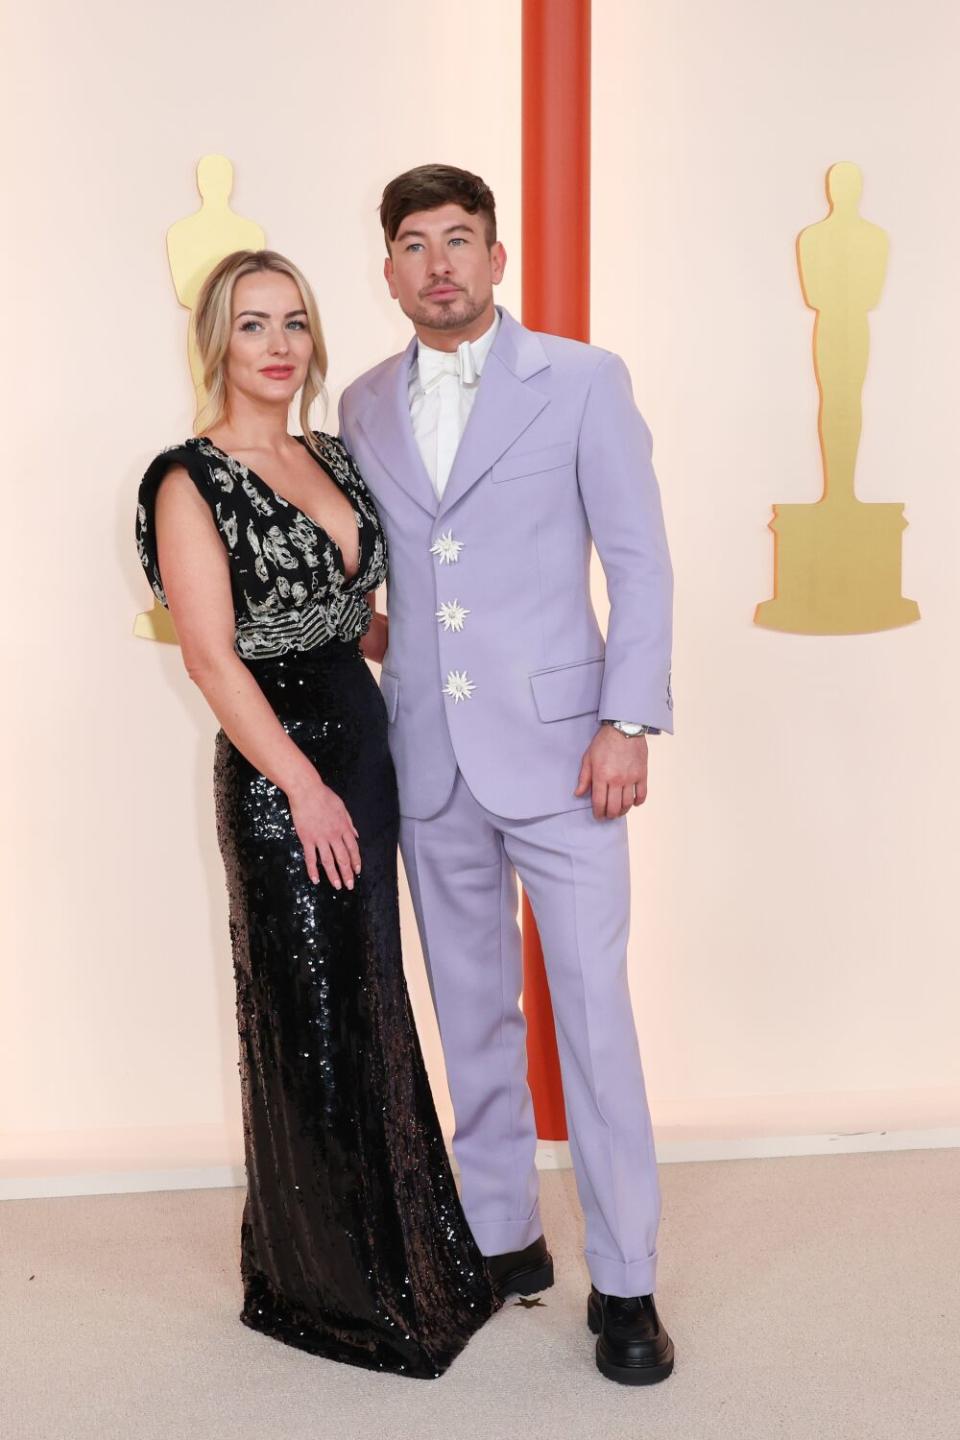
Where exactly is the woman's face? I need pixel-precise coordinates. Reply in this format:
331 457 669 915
224 270 313 409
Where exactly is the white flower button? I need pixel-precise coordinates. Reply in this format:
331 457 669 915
430 531 463 565
436 600 470 633
443 670 475 703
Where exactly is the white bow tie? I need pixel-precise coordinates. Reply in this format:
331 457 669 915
418 339 479 392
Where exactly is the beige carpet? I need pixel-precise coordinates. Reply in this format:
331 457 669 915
2 1149 958 1440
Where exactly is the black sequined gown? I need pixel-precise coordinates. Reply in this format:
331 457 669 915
136 433 498 1377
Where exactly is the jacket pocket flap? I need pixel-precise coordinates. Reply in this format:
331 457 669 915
529 657 604 722
492 441 577 484
379 668 400 723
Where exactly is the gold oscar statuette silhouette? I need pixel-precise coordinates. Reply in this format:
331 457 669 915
134 155 266 644
755 162 920 634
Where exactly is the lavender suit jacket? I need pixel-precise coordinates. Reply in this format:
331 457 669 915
338 307 673 821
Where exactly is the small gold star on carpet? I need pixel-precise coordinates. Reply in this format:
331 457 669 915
514 1296 547 1309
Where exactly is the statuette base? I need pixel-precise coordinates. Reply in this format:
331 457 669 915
755 498 920 635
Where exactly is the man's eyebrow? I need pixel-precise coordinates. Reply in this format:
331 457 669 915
394 222 476 242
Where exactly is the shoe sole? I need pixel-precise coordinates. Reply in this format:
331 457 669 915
587 1296 675 1385
496 1256 555 1299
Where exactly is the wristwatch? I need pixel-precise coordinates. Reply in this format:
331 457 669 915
602 720 658 738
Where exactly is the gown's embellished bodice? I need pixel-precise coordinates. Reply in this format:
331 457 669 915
136 432 387 660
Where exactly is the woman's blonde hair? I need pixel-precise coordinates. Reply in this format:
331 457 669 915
192 249 328 458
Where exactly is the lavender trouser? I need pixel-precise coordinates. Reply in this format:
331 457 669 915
399 771 661 1298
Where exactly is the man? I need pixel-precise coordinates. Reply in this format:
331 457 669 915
339 165 675 1385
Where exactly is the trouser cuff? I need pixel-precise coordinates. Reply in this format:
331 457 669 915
470 1210 544 1258
586 1248 658 1298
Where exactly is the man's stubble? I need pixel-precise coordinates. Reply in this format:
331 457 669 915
406 291 491 334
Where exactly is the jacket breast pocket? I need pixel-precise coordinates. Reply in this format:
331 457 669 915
379 668 400 723
528 656 604 722
492 441 577 484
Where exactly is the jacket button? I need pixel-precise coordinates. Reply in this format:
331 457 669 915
443 670 475 703
436 600 469 632
430 531 463 565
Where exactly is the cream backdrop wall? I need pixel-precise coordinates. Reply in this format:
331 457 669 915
2 0 959 1196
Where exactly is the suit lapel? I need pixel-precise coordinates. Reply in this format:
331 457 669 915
353 310 551 520
437 310 551 519
354 338 438 516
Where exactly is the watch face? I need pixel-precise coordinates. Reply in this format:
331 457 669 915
616 722 644 736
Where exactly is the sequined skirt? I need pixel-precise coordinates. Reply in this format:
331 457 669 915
213 641 498 1377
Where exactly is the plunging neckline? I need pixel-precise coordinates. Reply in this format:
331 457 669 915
198 435 363 585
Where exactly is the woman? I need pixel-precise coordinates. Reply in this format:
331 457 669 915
135 249 498 1377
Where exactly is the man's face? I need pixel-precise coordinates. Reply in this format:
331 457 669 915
385 202 506 336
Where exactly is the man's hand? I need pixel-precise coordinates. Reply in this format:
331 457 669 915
575 726 649 820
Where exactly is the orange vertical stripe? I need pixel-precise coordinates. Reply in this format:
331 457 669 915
521 0 591 1142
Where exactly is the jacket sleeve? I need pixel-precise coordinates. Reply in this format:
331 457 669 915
337 389 356 453
576 351 674 732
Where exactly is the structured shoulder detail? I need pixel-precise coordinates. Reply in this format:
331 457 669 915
309 429 345 459
346 349 410 393
537 330 613 375
135 442 225 608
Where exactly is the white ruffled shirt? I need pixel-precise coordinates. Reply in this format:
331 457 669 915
408 312 500 499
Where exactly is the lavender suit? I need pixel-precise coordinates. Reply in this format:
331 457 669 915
339 307 673 1297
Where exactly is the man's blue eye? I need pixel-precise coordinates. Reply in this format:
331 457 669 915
450 237 466 246
407 243 424 253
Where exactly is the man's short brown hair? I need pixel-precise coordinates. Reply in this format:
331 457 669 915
380 164 497 249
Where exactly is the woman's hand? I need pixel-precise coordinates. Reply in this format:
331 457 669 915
288 773 362 890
